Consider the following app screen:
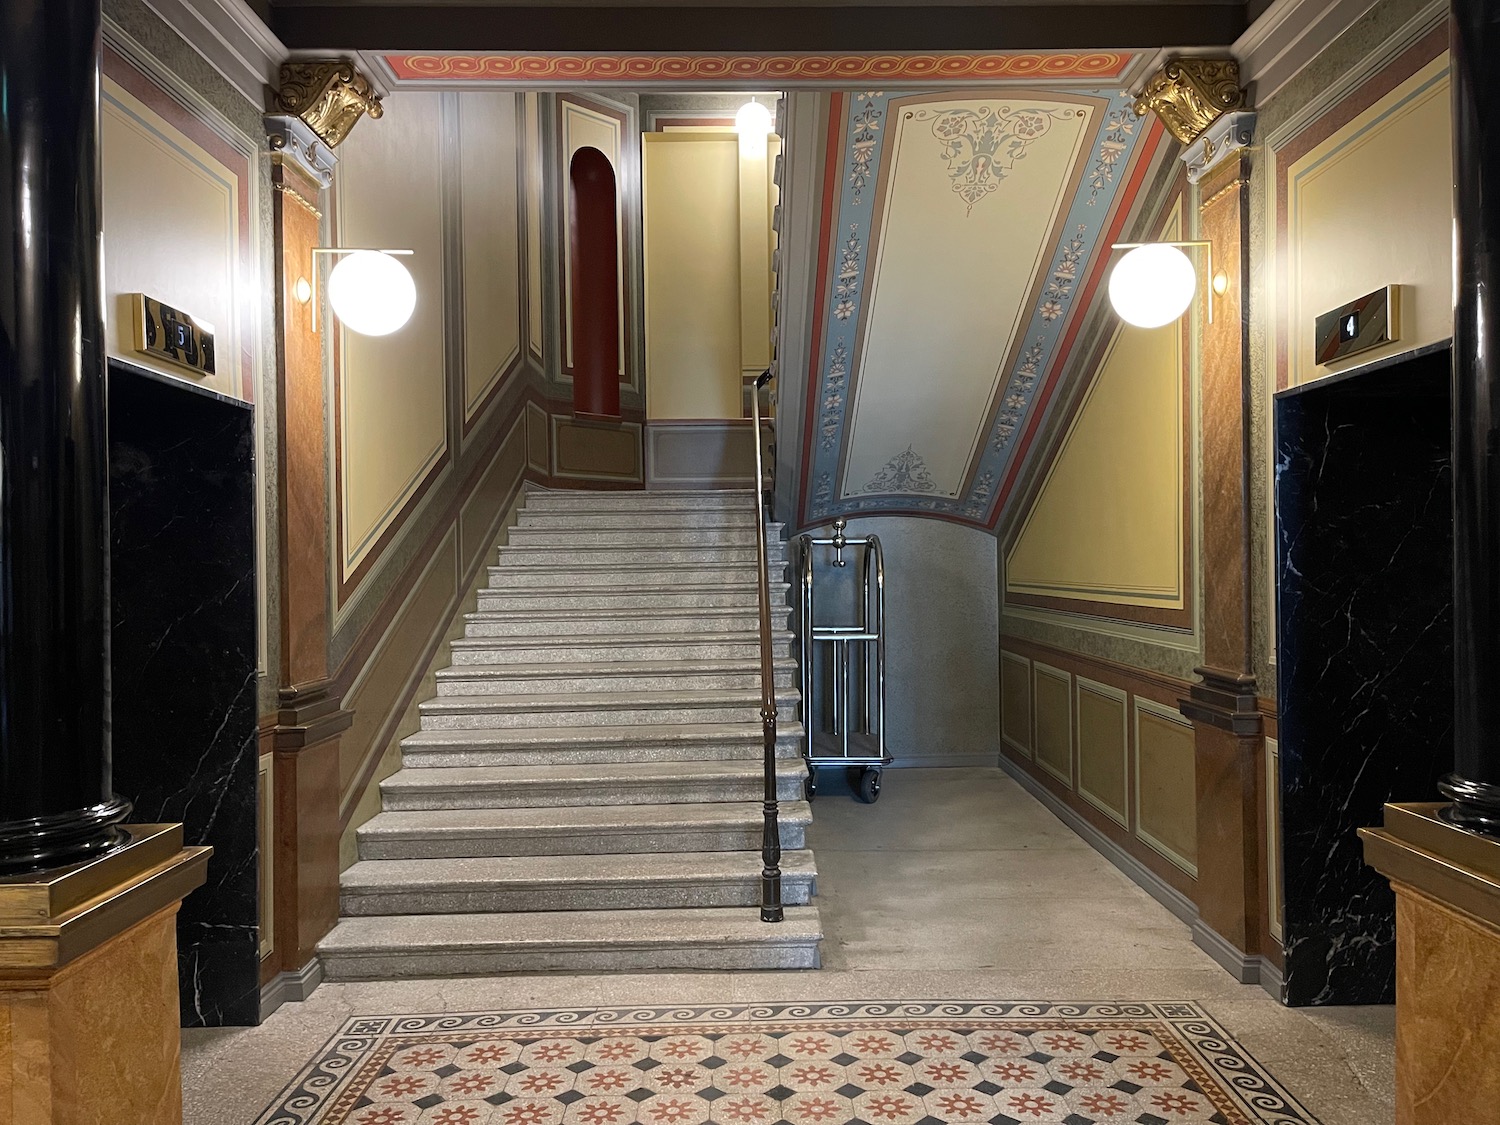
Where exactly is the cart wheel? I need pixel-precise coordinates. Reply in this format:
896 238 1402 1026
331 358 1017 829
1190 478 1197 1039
804 767 817 802
857 767 882 804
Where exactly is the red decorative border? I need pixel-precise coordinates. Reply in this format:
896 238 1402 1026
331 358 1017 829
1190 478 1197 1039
385 52 1132 84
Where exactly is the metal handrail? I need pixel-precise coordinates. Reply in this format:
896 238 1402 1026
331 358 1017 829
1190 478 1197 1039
750 368 782 923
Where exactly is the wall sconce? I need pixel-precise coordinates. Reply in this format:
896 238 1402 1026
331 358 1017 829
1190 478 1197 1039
311 247 416 336
1108 240 1229 327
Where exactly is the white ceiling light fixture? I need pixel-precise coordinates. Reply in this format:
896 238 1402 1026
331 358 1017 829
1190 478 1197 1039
734 99 774 140
1107 240 1227 328
312 247 417 336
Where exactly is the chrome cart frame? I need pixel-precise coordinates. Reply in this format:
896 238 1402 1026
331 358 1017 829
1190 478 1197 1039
796 518 889 803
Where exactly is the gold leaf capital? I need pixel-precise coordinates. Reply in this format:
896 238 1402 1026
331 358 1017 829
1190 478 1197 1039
276 59 384 148
1133 58 1246 146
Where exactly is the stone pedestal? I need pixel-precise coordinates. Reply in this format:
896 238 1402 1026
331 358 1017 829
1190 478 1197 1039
1362 804 1500 1125
1 825 209 1124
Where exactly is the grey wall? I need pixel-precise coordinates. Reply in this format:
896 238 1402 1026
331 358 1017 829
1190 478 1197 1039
798 515 999 766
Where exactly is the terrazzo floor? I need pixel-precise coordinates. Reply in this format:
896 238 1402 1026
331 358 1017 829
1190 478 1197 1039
182 768 1394 1125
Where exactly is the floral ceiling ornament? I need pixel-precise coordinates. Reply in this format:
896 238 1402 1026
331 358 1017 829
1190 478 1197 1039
848 95 884 205
862 446 939 494
917 105 1076 215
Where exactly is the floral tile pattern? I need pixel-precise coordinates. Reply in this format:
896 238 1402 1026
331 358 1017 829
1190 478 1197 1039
254 1002 1319 1125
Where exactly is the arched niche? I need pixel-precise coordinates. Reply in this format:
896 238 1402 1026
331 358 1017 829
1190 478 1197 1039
568 146 621 420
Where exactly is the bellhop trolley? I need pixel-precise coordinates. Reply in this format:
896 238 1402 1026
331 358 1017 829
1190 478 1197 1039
796 518 890 803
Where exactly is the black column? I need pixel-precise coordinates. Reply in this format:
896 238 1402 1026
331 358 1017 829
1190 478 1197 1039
1442 0 1500 833
0 0 131 872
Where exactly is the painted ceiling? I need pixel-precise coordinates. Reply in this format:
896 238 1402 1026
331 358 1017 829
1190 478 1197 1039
796 85 1168 530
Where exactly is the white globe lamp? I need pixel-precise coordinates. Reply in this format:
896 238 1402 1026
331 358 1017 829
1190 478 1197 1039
1108 244 1198 329
327 250 417 336
734 100 774 140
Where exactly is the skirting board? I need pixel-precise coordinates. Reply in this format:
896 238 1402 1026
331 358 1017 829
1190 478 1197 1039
885 752 1000 769
1257 955 1284 1002
1191 919 1262 985
997 754 1197 928
260 956 325 1022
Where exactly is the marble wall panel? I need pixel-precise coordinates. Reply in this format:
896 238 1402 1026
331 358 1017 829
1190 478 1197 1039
1275 342 1452 1005
109 361 260 1026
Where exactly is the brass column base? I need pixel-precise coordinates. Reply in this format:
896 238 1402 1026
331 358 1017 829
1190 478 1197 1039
1362 803 1500 1125
1 824 210 1125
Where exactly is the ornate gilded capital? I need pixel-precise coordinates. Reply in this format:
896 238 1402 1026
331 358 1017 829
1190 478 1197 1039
1133 58 1246 146
276 59 383 148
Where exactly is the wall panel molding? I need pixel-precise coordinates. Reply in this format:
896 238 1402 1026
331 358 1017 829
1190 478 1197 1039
645 420 760 489
1134 696 1200 877
1076 675 1130 828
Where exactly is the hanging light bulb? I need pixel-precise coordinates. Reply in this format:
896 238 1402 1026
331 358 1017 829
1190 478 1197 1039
1108 244 1198 328
735 99 774 140
327 250 417 336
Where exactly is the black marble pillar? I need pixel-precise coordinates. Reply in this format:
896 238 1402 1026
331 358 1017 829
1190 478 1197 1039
109 361 260 1026
1275 343 1454 1006
0 0 132 871
1441 0 1500 832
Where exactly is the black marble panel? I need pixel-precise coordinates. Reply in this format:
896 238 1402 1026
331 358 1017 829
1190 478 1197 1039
108 360 261 1027
1274 342 1453 1007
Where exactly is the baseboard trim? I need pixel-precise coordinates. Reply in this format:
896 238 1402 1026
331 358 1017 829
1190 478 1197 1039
997 754 1197 928
1256 955 1284 1001
1191 920 1262 984
260 956 325 1022
885 752 1000 769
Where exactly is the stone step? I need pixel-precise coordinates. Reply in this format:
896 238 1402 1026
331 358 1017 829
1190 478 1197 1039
318 905 823 979
433 658 799 697
399 721 805 768
486 562 781 589
473 588 786 614
379 757 808 810
524 490 755 511
518 510 767 530
448 631 793 665
339 850 818 915
507 526 780 548
495 544 788 568
356 800 813 859
418 688 799 730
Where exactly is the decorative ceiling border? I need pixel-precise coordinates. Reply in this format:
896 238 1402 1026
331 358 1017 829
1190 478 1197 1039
378 52 1136 87
798 87 1166 530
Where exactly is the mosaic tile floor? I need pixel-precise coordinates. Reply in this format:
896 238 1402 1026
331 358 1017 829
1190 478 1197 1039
253 1001 1319 1125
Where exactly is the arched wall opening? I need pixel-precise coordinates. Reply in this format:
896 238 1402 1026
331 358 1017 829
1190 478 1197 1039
568 145 621 420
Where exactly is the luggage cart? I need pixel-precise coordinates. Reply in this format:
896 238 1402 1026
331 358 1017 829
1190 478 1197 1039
796 518 889 803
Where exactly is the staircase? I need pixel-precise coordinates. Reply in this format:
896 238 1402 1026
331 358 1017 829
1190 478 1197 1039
318 488 822 979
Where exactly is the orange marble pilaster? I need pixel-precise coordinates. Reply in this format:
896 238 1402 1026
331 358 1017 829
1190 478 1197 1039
1178 153 1264 969
1363 803 1500 1125
0 825 209 1125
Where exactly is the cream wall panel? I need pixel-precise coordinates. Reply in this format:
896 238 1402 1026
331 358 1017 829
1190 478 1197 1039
1286 55 1452 385
1267 736 1284 942
1006 317 1184 606
1135 699 1198 875
644 135 743 420
842 95 1093 499
524 93 544 360
1000 652 1032 758
101 77 243 400
336 91 448 575
1033 663 1073 786
1076 677 1128 826
458 92 522 418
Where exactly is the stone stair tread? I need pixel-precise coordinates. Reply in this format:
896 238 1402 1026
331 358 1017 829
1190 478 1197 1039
359 801 813 837
451 630 778 648
342 850 817 892
319 905 822 955
402 721 804 748
420 687 792 712
383 757 806 789
435 657 798 681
